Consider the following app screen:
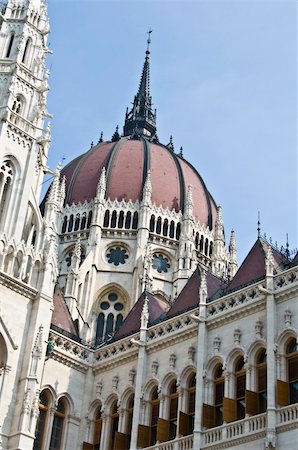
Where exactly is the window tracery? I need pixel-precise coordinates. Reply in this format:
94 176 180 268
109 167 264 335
152 254 170 273
95 292 124 345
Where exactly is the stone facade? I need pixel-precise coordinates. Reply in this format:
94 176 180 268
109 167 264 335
0 1 296 450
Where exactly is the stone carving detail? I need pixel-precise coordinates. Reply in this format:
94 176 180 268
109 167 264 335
96 380 103 398
188 345 195 363
284 308 292 328
128 368 136 385
169 353 176 369
152 360 159 376
255 319 264 339
234 328 241 346
213 336 221 354
112 375 119 391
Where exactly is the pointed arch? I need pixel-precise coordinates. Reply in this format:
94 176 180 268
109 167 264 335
22 37 32 65
5 33 14 58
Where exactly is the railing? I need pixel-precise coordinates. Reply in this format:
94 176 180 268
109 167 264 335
202 413 266 447
144 435 193 450
8 110 36 136
277 403 298 425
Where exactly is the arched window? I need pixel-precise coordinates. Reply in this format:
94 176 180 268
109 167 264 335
149 386 159 446
168 380 178 441
5 33 14 58
22 37 32 65
103 210 110 227
0 160 14 225
67 215 74 232
209 242 213 257
169 221 175 238
179 373 196 436
111 210 117 228
49 397 66 450
204 238 209 256
256 349 267 414
199 236 204 252
214 364 224 426
162 219 168 237
74 214 80 231
80 213 87 230
109 400 119 450
93 406 102 450
195 232 199 249
87 210 93 228
125 211 131 229
95 291 124 345
122 395 134 446
33 390 51 450
118 210 124 228
235 356 246 420
149 215 155 233
61 216 67 233
287 339 298 404
132 211 138 229
176 223 181 240
12 95 24 115
156 217 161 234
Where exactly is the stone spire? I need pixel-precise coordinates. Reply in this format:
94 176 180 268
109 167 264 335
228 229 238 278
123 31 157 139
96 167 106 202
142 170 152 205
184 185 193 219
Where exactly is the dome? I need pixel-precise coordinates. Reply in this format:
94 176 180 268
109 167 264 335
62 137 217 229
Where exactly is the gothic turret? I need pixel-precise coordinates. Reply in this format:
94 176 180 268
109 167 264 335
123 31 157 139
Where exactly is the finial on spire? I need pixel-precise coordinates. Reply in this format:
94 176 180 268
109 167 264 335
123 31 157 140
285 233 290 259
98 131 103 144
179 146 184 158
147 29 153 53
167 135 174 151
90 141 94 148
257 211 261 238
112 125 120 142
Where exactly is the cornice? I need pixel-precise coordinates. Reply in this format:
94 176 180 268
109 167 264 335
50 351 89 374
0 271 37 299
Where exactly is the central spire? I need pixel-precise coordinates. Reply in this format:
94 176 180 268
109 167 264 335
123 31 157 140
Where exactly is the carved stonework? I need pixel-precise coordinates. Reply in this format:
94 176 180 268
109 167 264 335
188 345 195 363
152 360 159 376
128 368 136 385
96 380 103 398
213 336 221 354
255 319 263 339
234 328 241 346
112 375 119 391
284 308 292 327
169 353 176 369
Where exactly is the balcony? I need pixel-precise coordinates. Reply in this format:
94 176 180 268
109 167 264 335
141 404 298 449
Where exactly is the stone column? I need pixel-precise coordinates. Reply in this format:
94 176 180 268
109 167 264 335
129 298 149 450
264 246 277 449
192 269 208 450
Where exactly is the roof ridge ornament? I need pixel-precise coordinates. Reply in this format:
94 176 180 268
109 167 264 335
123 31 157 140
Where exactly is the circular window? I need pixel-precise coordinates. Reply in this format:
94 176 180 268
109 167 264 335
108 292 118 302
152 254 170 273
100 302 110 310
106 246 129 266
114 303 124 311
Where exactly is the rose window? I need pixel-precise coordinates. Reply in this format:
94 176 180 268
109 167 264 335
106 246 128 266
152 254 170 273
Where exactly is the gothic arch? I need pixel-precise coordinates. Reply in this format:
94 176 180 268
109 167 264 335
246 340 266 366
120 387 135 409
205 355 224 379
160 371 177 394
276 329 297 353
105 393 119 414
225 347 245 372
56 392 74 415
143 379 160 402
179 365 196 389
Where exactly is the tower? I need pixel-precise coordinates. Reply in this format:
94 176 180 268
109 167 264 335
0 2 58 449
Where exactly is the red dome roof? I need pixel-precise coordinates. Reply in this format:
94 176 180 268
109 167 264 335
62 137 217 229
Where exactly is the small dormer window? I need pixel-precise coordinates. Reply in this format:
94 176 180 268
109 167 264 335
12 96 23 115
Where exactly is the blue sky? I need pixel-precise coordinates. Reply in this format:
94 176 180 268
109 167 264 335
45 0 297 263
